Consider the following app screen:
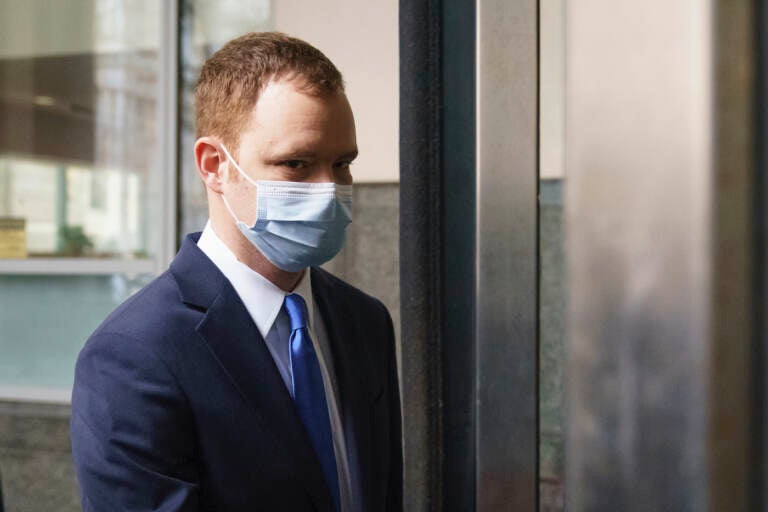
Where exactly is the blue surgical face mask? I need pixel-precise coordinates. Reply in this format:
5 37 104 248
218 144 353 272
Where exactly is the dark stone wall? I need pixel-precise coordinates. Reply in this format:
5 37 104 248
539 180 565 511
322 184 401 343
0 402 79 511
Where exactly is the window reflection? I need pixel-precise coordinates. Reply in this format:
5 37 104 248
0 0 160 260
0 0 162 395
0 156 147 257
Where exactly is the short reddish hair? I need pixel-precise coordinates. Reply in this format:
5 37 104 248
194 32 344 150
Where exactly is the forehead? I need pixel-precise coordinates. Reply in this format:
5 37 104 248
241 79 356 154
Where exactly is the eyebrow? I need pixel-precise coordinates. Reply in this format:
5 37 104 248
267 148 359 161
340 149 359 160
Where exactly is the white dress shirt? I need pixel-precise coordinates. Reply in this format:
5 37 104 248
197 221 356 511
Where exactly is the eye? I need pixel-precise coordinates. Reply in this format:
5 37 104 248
281 160 307 169
334 160 354 169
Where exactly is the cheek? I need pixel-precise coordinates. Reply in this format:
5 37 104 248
336 168 353 185
225 179 259 224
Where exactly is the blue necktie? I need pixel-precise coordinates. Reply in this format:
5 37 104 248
284 293 341 512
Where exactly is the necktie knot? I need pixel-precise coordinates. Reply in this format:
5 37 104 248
284 293 309 331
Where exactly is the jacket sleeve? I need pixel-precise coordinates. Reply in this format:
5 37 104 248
382 306 403 512
70 332 199 511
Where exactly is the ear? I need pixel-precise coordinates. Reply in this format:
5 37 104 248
194 137 227 194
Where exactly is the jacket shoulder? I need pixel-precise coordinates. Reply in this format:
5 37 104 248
83 270 195 360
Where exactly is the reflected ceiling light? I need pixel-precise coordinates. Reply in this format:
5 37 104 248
34 95 55 107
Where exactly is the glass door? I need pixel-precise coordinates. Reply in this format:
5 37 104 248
0 0 175 401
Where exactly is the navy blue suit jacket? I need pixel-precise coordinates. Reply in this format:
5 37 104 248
70 233 402 511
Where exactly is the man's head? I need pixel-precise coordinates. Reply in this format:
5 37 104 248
194 32 346 154
193 32 357 287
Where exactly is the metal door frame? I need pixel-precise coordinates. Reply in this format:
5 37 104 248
400 0 539 509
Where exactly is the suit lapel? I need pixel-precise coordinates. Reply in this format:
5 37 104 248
312 268 374 511
171 235 335 512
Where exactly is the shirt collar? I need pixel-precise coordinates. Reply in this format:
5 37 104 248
197 221 313 338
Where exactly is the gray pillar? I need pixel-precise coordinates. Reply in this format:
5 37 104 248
565 1 760 510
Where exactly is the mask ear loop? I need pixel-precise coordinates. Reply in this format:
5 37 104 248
219 143 260 225
220 192 242 224
220 144 259 187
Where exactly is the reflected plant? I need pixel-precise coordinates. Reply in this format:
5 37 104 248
58 225 93 257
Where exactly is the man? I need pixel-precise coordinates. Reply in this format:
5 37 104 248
70 32 402 512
